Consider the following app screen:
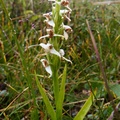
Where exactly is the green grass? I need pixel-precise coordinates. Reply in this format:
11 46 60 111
0 0 120 120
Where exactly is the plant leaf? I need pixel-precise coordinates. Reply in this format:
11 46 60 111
74 90 96 120
56 64 67 120
35 72 56 120
110 84 120 97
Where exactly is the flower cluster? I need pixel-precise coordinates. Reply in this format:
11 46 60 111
38 0 72 77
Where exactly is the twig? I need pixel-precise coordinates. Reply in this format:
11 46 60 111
0 87 29 115
86 20 114 102
86 20 120 118
64 98 104 106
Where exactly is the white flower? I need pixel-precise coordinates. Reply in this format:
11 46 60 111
39 29 64 40
43 13 52 20
63 25 73 32
60 9 71 14
60 10 71 22
40 29 54 39
64 31 68 40
60 0 72 12
63 14 71 22
44 10 71 22
43 9 70 17
40 43 72 63
40 43 61 57
41 59 52 77
59 49 72 64
59 49 65 56
63 24 72 40
49 0 72 11
44 20 55 27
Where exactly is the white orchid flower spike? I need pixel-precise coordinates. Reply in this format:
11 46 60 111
59 49 72 64
40 43 61 57
41 59 52 77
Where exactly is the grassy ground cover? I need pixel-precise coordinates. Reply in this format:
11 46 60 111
0 0 120 119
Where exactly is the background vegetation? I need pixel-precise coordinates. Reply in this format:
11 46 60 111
0 0 120 119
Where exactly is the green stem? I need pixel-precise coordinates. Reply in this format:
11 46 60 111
52 69 59 105
51 56 60 105
50 1 62 105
